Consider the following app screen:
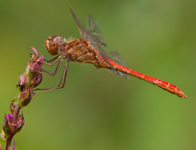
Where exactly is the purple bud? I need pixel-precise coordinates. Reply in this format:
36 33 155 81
31 73 42 88
2 113 25 137
6 114 14 122
2 114 13 137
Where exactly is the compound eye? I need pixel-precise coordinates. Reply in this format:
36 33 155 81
48 36 52 40
45 35 62 56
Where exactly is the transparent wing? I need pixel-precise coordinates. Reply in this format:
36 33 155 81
70 8 121 76
107 51 129 79
87 15 107 47
70 8 89 42
107 51 126 67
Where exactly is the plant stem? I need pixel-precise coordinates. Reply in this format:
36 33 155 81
4 135 13 150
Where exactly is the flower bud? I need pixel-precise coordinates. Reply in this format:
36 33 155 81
2 114 14 137
2 113 25 138
12 113 25 134
31 73 42 88
18 87 35 107
29 55 44 73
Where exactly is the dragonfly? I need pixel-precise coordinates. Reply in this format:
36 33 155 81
34 8 187 98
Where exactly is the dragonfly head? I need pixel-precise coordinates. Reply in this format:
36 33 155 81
45 35 62 55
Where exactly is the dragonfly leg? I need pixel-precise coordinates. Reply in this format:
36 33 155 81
38 57 64 76
43 54 62 66
33 60 69 93
57 60 69 88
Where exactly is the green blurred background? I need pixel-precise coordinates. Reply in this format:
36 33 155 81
0 0 195 149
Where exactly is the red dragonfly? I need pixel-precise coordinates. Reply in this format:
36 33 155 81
35 8 187 98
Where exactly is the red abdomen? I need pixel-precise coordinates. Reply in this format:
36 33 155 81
106 58 187 98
